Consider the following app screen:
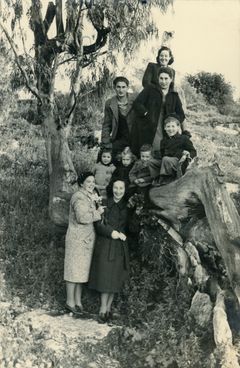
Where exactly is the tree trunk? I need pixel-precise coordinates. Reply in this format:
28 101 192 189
149 161 240 304
41 109 77 227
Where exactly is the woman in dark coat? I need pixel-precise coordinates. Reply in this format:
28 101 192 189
131 66 187 158
88 179 129 322
142 46 175 90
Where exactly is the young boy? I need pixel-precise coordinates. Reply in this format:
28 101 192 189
159 114 197 183
129 144 157 188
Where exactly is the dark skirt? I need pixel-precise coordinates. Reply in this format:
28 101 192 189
88 236 129 293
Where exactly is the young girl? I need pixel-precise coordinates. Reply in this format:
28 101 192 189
88 179 129 323
112 147 135 183
142 46 175 90
93 148 116 199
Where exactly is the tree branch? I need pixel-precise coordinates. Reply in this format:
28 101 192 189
0 22 41 103
55 0 64 36
43 1 56 34
30 0 46 46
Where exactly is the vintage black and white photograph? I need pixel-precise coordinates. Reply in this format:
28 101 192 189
0 0 240 367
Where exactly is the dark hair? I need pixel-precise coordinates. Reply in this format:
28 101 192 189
77 171 94 186
113 76 129 87
157 66 173 79
164 113 181 126
140 143 152 153
106 178 127 198
156 46 174 65
100 147 112 156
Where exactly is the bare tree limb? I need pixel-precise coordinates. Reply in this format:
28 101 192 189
43 1 56 34
0 22 41 102
55 0 64 36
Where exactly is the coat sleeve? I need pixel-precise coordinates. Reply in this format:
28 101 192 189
101 101 112 146
71 193 101 224
129 161 140 183
132 88 150 117
175 94 185 127
160 139 166 158
95 219 114 238
142 63 156 88
183 136 197 158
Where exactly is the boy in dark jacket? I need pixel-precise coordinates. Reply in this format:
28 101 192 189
159 114 197 183
129 144 159 189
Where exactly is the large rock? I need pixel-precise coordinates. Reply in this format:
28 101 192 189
189 291 213 329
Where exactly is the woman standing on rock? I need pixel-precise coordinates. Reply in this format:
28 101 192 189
88 179 129 323
64 172 105 315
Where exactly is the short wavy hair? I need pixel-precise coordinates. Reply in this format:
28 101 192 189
113 76 129 87
77 171 94 186
156 46 174 65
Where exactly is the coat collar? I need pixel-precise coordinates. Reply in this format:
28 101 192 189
167 132 181 139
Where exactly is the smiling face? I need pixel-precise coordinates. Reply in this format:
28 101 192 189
82 175 95 193
101 152 112 165
114 81 128 99
158 72 172 91
158 50 171 66
122 154 132 167
140 150 152 164
164 120 179 137
113 180 125 202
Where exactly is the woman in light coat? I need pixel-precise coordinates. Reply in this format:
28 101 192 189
64 172 105 315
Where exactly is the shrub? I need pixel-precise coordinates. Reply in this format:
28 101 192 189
187 72 234 112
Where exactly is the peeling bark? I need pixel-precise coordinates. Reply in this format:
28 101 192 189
149 162 240 305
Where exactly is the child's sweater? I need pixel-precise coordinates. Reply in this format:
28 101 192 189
93 162 116 190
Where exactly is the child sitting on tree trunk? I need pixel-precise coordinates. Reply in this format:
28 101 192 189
158 114 197 185
129 144 159 191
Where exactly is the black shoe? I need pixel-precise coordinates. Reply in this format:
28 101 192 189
106 311 113 320
75 305 84 313
98 312 107 324
65 304 83 316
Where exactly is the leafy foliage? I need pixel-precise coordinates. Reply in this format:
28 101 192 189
187 72 234 112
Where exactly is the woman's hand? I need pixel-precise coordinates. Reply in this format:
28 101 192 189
118 232 127 241
97 206 106 215
111 230 120 239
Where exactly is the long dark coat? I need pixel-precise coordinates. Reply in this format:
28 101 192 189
88 197 129 293
130 85 185 156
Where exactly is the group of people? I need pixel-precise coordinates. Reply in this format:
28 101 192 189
64 46 197 323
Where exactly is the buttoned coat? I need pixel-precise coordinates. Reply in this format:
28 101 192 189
64 188 101 283
88 197 129 293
